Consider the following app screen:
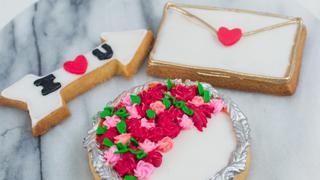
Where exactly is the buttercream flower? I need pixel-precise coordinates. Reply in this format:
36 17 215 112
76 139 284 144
139 139 158 153
162 122 181 138
114 133 131 144
131 127 149 142
139 83 166 105
178 114 194 130
190 96 205 107
134 160 155 180
144 150 163 167
114 153 136 177
127 105 141 119
148 127 166 142
170 84 197 101
104 146 120 166
157 111 175 127
121 94 132 106
141 118 155 129
157 137 174 153
198 104 214 118
188 104 208 132
209 99 225 114
103 115 121 128
167 106 184 118
126 118 141 132
150 101 166 114
96 127 119 145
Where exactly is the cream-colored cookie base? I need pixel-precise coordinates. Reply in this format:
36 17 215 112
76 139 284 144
153 7 298 78
151 112 236 180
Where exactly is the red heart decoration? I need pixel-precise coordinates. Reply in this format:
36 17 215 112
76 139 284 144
63 55 88 75
217 27 242 46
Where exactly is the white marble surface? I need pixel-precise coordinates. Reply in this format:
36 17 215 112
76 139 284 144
0 0 320 180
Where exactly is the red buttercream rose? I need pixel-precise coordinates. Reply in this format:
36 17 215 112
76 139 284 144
131 127 149 142
188 104 208 131
144 150 163 167
167 106 184 119
122 152 137 162
126 118 141 133
113 152 137 177
170 85 197 101
157 111 176 127
96 127 119 146
139 91 154 105
139 83 166 105
198 104 215 118
148 127 166 142
136 103 149 118
163 123 181 138
148 83 166 98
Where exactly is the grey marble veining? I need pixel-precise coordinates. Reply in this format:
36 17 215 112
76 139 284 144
0 0 320 180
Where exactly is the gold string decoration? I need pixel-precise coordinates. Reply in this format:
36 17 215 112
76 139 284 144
168 4 300 37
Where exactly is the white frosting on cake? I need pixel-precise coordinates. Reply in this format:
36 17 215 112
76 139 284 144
152 7 299 78
1 29 148 127
151 112 236 180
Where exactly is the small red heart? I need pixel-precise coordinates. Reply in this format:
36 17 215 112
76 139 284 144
63 55 88 75
217 27 242 46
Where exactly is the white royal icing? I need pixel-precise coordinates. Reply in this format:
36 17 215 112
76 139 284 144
1 29 148 127
151 112 236 179
152 7 299 78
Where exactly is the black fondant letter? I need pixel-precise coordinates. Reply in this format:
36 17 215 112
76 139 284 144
92 43 113 60
34 74 61 96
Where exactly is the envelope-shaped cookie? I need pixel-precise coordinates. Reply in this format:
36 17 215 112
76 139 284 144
148 3 306 95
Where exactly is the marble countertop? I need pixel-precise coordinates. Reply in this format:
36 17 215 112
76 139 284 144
0 0 320 180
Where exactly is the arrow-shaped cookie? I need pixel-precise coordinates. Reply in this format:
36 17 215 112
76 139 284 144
0 29 153 136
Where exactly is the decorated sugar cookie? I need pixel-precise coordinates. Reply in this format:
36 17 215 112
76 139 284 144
0 29 153 136
84 79 250 180
148 2 306 95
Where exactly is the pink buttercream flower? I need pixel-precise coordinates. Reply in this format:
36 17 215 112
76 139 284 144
178 114 194 130
209 99 225 114
141 118 155 129
134 160 155 180
114 133 131 144
190 96 205 107
150 101 166 114
157 137 174 153
103 115 121 128
127 105 141 119
121 94 132 106
139 139 158 153
104 146 120 167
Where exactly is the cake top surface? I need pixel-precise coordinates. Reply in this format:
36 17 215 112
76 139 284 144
84 79 250 180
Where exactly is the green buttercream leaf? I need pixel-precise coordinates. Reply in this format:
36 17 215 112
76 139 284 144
116 143 125 150
105 107 114 116
167 79 173 90
203 90 211 103
130 137 139 147
162 98 171 109
116 121 127 134
99 111 107 118
124 175 138 180
102 138 113 148
137 152 148 159
146 109 156 119
175 101 185 108
115 108 129 120
96 126 107 135
198 82 204 96
130 95 141 105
